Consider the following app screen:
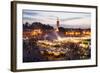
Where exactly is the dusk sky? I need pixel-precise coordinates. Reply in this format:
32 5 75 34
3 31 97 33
23 9 91 28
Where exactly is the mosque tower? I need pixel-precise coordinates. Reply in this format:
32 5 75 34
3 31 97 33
56 17 60 32
57 17 60 27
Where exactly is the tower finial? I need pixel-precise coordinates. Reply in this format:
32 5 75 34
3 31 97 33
57 17 59 21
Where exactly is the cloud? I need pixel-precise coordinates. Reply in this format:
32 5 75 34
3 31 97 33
23 10 91 28
23 10 39 16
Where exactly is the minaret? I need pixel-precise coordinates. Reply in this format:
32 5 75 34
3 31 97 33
56 17 60 32
57 17 60 28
